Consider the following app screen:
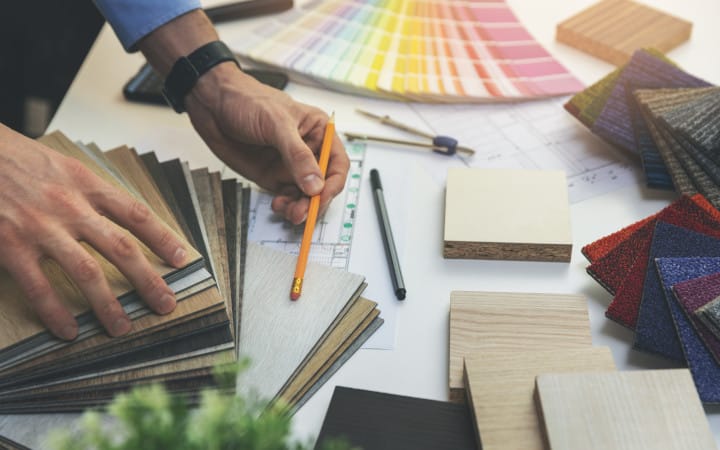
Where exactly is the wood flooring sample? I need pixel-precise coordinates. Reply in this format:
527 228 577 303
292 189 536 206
557 0 692 65
463 347 616 450
449 291 591 401
237 243 366 402
535 369 715 450
315 386 477 450
443 168 572 261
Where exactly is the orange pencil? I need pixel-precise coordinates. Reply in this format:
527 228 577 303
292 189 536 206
290 113 335 300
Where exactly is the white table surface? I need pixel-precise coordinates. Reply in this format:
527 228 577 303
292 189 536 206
3 0 720 448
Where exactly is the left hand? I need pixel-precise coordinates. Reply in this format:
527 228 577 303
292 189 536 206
184 63 349 225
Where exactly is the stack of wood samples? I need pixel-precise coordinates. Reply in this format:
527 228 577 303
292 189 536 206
443 168 572 262
463 348 616 450
0 131 382 414
448 291 592 402
239 243 384 412
556 0 692 66
535 369 715 449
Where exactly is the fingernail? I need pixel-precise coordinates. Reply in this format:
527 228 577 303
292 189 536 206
61 325 78 341
302 174 324 195
112 317 131 336
158 293 176 314
173 247 187 267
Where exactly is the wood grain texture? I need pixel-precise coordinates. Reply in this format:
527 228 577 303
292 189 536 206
535 369 715 450
278 297 379 406
556 0 692 65
443 168 572 262
463 347 616 450
139 151 196 246
191 168 233 327
0 133 202 356
315 386 477 450
237 243 366 402
0 280 220 378
448 291 592 401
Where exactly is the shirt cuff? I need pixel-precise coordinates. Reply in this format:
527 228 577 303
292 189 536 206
93 0 202 52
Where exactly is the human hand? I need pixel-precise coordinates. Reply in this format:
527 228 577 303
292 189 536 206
184 64 350 225
137 10 349 225
0 125 190 340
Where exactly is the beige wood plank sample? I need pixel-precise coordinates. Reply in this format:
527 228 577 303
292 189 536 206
535 369 715 450
448 291 592 401
463 347 616 450
238 243 366 401
443 168 572 261
556 0 692 66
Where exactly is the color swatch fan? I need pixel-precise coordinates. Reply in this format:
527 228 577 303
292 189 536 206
231 0 584 102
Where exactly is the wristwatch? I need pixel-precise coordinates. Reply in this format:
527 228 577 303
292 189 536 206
162 40 240 113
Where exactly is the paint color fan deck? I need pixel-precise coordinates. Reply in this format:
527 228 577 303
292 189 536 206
231 0 584 102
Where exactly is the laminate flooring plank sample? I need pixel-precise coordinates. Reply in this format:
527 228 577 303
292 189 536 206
463 347 616 450
314 386 476 450
535 369 715 450
443 168 572 262
278 297 379 406
448 291 592 401
237 243 366 402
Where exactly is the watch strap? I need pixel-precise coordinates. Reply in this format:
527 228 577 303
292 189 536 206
162 40 239 113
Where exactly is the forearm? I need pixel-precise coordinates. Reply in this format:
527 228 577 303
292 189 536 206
137 9 218 76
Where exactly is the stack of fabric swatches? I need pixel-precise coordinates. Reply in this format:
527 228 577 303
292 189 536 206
565 48 720 201
582 193 720 403
230 0 584 102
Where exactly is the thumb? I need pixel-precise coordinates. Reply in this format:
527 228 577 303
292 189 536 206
275 126 325 196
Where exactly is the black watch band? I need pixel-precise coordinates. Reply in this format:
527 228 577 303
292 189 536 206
162 40 239 113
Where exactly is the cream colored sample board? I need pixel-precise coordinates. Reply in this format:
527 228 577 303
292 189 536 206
463 347 616 450
535 369 716 450
443 168 572 261
448 291 592 401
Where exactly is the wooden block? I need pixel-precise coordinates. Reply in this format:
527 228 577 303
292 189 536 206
443 168 572 262
463 347 616 450
448 291 592 401
557 0 692 66
535 369 715 450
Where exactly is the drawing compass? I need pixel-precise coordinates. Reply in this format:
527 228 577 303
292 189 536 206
344 109 475 157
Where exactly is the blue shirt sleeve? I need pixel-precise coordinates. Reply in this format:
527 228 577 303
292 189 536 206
93 0 202 52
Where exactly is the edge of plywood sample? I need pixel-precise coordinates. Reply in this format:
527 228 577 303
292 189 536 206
463 347 616 450
443 168 572 262
535 369 715 450
556 0 692 66
448 291 591 402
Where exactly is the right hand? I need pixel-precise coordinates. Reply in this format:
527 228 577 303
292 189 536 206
0 125 190 340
